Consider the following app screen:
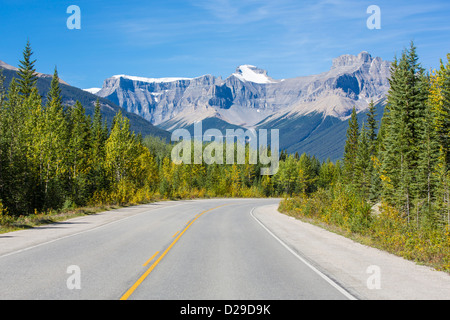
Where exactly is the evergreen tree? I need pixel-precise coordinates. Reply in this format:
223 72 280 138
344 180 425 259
366 100 378 156
355 125 371 198
89 99 108 194
298 153 315 194
1 79 33 215
17 40 38 97
317 158 335 189
40 67 69 208
67 101 92 205
436 54 450 171
380 42 429 221
430 55 450 226
343 106 359 186
366 100 381 202
0 71 7 209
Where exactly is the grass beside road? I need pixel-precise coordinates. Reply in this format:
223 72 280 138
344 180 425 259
278 191 450 274
0 204 124 234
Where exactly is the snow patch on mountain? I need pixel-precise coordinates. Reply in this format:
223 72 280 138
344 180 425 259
232 65 277 84
83 88 102 94
111 74 193 83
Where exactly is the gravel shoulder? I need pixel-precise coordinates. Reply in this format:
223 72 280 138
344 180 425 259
253 203 450 300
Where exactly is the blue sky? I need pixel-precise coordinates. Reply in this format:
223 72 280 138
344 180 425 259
1 0 449 89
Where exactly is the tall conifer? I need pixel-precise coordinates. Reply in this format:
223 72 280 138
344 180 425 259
343 106 359 185
17 40 38 97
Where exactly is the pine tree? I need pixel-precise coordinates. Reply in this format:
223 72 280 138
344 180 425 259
317 158 335 189
1 79 33 215
89 99 108 194
40 67 69 208
436 54 450 171
17 40 38 98
366 100 378 156
343 106 359 186
0 71 7 209
430 55 450 226
67 101 92 205
355 125 371 198
298 153 315 194
380 42 429 222
379 57 400 204
366 100 381 202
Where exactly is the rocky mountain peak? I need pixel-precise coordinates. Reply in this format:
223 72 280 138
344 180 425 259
331 51 374 69
232 65 276 84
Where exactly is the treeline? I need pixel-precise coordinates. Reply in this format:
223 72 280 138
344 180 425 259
0 42 340 218
280 42 450 271
144 139 339 200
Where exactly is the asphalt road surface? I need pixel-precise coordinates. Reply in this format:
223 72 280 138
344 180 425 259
0 198 354 300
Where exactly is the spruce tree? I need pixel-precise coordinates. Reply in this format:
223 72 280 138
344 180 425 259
430 55 450 226
343 106 359 186
366 100 378 156
89 99 108 195
438 54 450 170
2 79 33 215
0 71 6 207
366 100 381 202
41 67 69 209
380 42 429 222
355 125 371 198
17 40 38 98
67 101 92 205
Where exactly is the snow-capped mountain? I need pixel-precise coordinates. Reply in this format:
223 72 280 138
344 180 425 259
95 51 389 126
93 52 391 160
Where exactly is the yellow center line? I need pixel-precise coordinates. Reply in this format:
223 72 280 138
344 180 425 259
120 204 229 300
172 231 179 238
143 251 159 267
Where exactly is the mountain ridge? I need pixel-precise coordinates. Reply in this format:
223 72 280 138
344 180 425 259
95 51 390 127
89 51 390 160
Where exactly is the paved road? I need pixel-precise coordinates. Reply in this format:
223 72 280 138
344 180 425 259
0 199 353 300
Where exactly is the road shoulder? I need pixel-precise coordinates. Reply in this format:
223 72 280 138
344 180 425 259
252 203 450 300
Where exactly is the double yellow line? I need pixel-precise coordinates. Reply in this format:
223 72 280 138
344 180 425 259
120 204 228 300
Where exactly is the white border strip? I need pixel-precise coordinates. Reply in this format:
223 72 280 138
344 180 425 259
250 207 358 300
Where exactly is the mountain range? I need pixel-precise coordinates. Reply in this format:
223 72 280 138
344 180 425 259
90 51 391 161
0 51 391 161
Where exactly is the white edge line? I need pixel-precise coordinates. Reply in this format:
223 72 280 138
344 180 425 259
250 206 358 300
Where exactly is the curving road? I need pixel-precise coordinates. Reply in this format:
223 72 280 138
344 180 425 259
0 199 354 300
